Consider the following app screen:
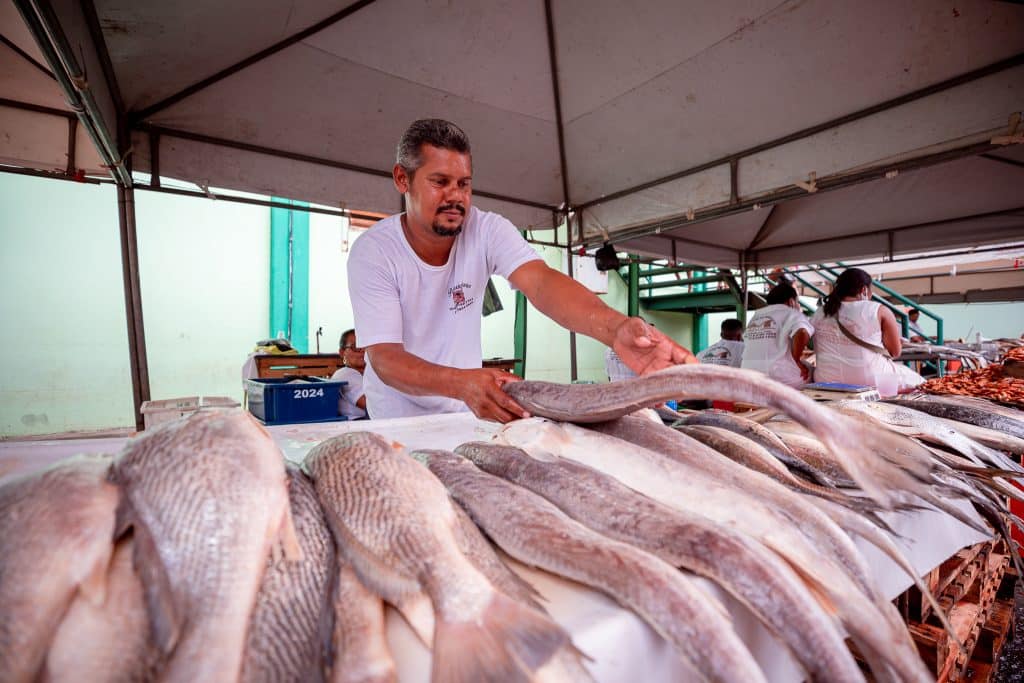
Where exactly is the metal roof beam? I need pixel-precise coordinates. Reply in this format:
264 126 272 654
577 52 1024 212
135 124 559 211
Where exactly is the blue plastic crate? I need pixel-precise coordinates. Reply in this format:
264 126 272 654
246 377 348 425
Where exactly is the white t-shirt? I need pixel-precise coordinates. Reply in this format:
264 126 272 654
604 348 637 382
347 207 541 418
741 304 813 387
696 339 744 368
329 367 367 419
812 301 924 390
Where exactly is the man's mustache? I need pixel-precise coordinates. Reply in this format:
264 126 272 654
437 204 465 215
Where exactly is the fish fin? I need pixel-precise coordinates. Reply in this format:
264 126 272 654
274 503 303 563
132 520 183 655
431 592 567 683
77 544 113 607
394 592 435 648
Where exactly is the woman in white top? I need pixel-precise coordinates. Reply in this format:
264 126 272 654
741 283 813 387
811 267 923 393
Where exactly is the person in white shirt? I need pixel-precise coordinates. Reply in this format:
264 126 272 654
605 348 638 382
906 308 928 342
329 329 367 419
811 267 923 392
697 319 744 367
348 119 695 421
741 283 813 387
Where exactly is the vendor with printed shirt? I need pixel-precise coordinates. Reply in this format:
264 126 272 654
329 329 367 419
696 319 744 367
348 119 696 422
741 283 813 388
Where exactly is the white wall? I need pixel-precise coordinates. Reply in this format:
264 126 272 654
135 189 269 402
1 175 134 434
1 174 270 437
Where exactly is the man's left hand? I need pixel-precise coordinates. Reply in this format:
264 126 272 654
612 317 696 375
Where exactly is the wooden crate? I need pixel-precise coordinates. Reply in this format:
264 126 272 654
907 549 1010 682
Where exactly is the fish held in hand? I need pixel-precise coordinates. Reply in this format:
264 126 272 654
0 455 119 683
304 432 568 683
505 364 931 507
110 410 299 683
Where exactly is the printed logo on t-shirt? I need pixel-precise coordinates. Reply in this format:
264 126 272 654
448 282 475 313
705 347 734 366
745 317 778 341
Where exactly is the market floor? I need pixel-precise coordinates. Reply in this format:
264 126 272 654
994 579 1023 683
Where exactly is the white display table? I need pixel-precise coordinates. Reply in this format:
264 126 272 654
0 412 989 682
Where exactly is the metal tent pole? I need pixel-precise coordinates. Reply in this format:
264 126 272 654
117 184 151 430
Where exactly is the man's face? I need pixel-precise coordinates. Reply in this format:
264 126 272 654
909 311 919 322
394 144 472 238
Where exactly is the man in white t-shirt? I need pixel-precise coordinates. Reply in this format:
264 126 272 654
696 319 744 367
329 329 366 419
741 284 813 387
348 119 695 421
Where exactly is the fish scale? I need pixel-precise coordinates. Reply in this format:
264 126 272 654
415 448 768 683
110 411 297 683
0 455 120 683
304 432 572 683
453 441 864 683
499 418 933 683
242 467 335 683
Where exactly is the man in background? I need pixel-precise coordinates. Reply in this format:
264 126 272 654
696 319 745 367
906 308 928 343
330 329 367 419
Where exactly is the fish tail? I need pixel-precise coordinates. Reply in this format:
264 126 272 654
431 592 569 683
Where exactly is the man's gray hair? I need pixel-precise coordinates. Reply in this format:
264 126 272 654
396 119 471 176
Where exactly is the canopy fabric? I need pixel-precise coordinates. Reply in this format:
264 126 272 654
2 0 1023 263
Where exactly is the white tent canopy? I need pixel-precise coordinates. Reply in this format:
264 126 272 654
2 0 1022 263
2 0 1023 426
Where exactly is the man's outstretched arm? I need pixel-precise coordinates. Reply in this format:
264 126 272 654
366 343 529 423
509 260 696 374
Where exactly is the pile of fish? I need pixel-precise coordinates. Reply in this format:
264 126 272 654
2 365 1023 683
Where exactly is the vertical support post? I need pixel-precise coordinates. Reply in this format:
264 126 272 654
628 254 639 318
566 214 578 382
513 291 528 378
737 263 748 321
117 184 151 430
270 198 310 351
692 313 708 353
514 230 529 378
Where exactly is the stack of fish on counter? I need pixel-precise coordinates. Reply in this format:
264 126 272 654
2 365 1023 683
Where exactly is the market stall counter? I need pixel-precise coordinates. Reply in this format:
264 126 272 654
0 411 989 682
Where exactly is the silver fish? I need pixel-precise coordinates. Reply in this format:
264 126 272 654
499 418 932 683
454 441 862 683
675 411 831 484
242 467 334 683
44 537 156 683
0 454 119 683
505 364 933 507
884 396 1024 440
328 561 397 683
414 448 768 683
304 432 569 683
110 411 300 682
